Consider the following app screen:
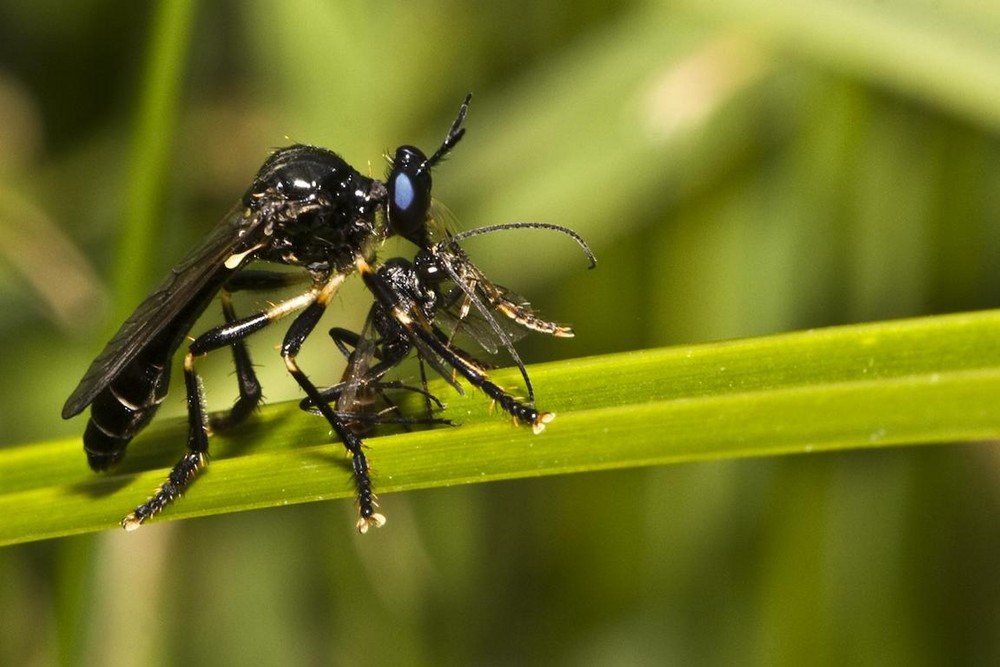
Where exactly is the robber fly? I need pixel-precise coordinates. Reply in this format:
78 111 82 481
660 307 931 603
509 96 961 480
63 96 473 531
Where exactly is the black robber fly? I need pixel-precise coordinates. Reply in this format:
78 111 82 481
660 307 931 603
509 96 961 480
63 94 593 531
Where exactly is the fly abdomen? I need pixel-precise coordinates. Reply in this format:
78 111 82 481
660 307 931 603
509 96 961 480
83 358 171 470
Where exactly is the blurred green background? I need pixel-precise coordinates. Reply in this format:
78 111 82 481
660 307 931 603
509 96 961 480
1 1 998 665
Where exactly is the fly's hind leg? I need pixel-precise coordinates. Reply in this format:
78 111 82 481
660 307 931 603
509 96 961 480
121 284 319 530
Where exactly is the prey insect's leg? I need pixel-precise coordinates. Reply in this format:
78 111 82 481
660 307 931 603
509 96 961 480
327 326 360 358
301 326 450 427
280 287 386 533
121 287 323 530
422 323 554 432
297 327 369 411
324 326 412 389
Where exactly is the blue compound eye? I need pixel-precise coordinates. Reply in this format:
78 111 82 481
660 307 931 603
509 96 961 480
387 145 431 247
392 172 415 212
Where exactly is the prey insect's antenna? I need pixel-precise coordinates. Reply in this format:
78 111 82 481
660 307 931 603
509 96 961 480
447 222 598 269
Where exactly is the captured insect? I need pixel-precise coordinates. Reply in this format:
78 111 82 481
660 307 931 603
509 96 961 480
63 94 594 531
312 222 595 404
405 222 596 404
310 220 596 433
355 231 595 426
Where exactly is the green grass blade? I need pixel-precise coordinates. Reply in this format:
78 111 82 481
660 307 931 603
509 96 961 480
4 309 1000 546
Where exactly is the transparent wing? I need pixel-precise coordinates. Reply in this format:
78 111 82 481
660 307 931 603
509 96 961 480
334 311 380 416
433 286 530 355
425 223 595 402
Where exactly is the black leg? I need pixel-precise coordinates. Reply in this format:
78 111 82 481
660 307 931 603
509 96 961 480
210 270 312 431
282 300 386 533
121 287 322 529
302 310 451 431
121 351 211 530
208 290 263 432
418 321 554 432
328 326 361 358
301 324 450 429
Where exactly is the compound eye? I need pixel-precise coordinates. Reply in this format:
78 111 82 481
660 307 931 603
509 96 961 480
392 171 415 212
387 145 431 247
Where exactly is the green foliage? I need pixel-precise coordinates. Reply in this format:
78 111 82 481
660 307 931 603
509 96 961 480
3 311 1000 547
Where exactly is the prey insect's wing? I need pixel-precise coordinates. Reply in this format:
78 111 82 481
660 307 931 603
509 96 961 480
433 289 530 355
430 240 537 399
334 310 381 415
438 222 595 339
62 201 267 418
427 223 595 402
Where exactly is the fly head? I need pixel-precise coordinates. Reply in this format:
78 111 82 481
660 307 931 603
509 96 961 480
386 94 472 249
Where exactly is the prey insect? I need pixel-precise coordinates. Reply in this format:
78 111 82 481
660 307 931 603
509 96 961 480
312 219 593 413
353 229 594 433
312 221 595 411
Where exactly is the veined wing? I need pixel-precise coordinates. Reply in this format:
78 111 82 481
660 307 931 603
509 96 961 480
334 310 380 417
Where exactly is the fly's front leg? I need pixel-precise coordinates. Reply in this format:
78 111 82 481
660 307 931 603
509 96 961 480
121 287 320 530
281 280 386 533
